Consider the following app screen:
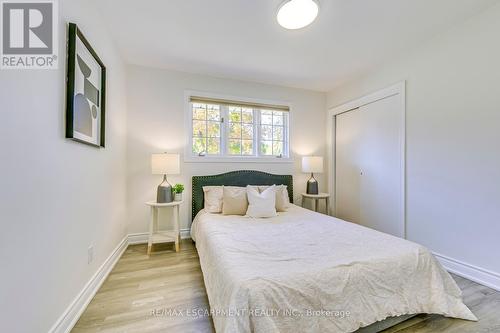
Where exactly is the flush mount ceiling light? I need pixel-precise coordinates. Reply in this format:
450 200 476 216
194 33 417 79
277 0 319 30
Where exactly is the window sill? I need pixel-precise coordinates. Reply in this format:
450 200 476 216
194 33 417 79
184 156 293 164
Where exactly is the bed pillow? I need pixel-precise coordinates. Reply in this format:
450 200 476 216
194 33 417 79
257 185 291 212
222 186 248 215
246 185 277 218
203 186 223 213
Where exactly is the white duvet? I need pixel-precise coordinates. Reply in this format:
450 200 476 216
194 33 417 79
191 205 476 333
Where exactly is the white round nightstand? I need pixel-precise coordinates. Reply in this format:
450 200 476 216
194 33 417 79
145 200 183 255
301 193 330 215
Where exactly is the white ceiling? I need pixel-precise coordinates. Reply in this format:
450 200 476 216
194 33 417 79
95 0 498 92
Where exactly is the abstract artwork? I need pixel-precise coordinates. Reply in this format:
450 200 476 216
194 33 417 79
66 23 106 147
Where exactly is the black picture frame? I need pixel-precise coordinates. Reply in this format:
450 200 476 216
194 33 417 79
65 23 106 148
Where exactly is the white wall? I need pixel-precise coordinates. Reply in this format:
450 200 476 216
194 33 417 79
327 5 500 276
126 65 327 234
0 1 128 332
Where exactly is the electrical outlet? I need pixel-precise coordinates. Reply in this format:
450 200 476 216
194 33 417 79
88 245 94 264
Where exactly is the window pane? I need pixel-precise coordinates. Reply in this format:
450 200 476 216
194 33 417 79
273 141 283 156
207 138 220 154
229 123 242 139
261 111 273 125
192 120 206 137
207 121 220 137
242 109 253 123
261 141 273 155
192 137 206 154
193 106 206 120
273 126 283 141
242 124 253 140
242 140 253 155
229 110 241 122
273 112 284 125
261 125 272 140
207 109 220 121
229 139 242 155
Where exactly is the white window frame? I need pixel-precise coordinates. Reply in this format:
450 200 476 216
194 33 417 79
184 90 292 163
225 106 257 157
257 109 289 158
191 103 224 157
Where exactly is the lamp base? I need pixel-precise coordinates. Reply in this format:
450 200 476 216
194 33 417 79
157 175 173 203
306 173 319 195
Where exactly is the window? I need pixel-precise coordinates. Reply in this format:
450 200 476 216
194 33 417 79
259 110 286 157
189 96 289 160
228 106 254 156
192 103 221 155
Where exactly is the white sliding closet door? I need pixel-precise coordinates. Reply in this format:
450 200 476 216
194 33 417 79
335 94 404 237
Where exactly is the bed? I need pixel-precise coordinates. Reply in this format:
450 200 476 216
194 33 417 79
191 171 476 333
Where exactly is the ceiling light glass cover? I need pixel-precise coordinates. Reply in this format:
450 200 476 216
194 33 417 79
277 0 319 30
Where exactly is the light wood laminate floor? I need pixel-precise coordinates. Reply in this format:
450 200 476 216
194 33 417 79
73 241 500 333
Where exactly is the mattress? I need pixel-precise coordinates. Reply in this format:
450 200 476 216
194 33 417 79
191 205 476 333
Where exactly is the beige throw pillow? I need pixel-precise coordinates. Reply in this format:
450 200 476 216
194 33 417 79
257 185 291 212
222 186 248 215
203 186 223 213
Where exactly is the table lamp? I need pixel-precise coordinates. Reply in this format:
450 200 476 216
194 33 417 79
151 153 180 203
302 156 323 195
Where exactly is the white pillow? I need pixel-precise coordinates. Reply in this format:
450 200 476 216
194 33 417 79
257 185 291 212
246 185 277 218
203 186 223 213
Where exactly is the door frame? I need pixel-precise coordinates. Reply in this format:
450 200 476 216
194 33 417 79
326 81 407 238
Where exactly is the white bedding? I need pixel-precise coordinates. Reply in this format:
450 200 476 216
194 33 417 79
191 205 476 333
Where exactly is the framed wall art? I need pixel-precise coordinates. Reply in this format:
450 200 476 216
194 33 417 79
66 23 106 147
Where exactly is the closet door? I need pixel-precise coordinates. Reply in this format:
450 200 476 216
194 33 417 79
335 94 403 237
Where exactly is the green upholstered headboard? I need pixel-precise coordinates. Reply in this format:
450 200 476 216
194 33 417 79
192 170 293 220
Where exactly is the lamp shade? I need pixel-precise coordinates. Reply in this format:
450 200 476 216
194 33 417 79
302 156 323 173
151 153 180 175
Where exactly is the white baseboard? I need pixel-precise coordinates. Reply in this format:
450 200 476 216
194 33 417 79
434 252 500 292
49 229 192 333
49 235 128 333
181 229 191 239
127 232 149 245
128 229 191 245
